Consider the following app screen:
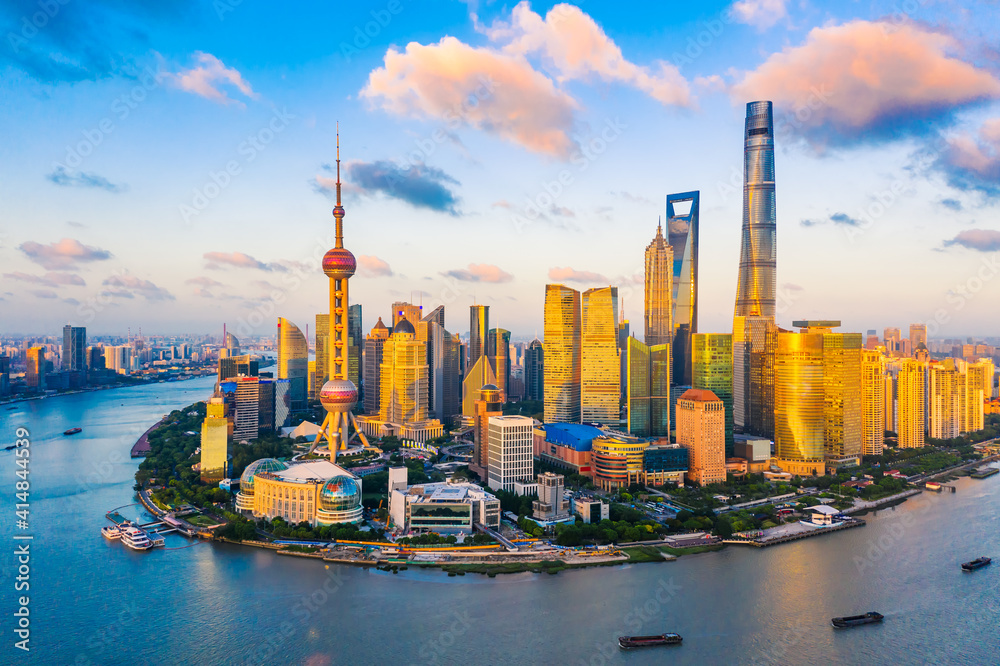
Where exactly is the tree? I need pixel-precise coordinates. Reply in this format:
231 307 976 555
714 517 734 538
556 526 582 546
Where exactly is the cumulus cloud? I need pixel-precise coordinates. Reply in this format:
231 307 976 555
732 21 1000 146
3 271 86 287
548 266 608 283
317 161 461 214
729 0 789 30
46 167 127 192
801 212 861 227
486 2 691 107
19 238 113 270
935 118 1000 195
942 229 1000 252
102 274 174 300
203 251 285 272
162 52 258 106
358 255 393 277
443 263 514 283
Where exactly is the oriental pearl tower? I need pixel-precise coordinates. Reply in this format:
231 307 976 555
311 128 371 460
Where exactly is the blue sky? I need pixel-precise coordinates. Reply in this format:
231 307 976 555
2 0 1000 340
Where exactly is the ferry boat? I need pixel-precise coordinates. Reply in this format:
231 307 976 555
925 481 942 492
120 525 153 551
831 612 883 628
101 525 122 540
962 557 991 572
618 633 683 649
63 427 83 436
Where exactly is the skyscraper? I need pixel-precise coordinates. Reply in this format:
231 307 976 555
667 191 699 386
803 322 862 466
734 101 777 320
581 287 619 426
26 346 45 389
462 355 497 417
313 313 329 400
62 325 86 374
200 390 229 482
392 302 423 327
379 319 428 423
897 359 925 448
732 315 776 439
469 305 489 366
313 130 370 459
363 318 390 415
524 339 544 402
234 376 260 442
624 337 671 438
773 331 825 476
909 323 928 350
926 361 959 439
277 318 308 411
473 384 504 472
861 350 886 456
442 331 462 422
544 284 581 423
644 220 673 346
883 327 901 354
348 304 362 389
676 388 726 486
487 415 534 492
418 310 446 419
488 327 511 399
692 333 734 455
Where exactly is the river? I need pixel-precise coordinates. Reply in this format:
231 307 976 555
1 377 998 665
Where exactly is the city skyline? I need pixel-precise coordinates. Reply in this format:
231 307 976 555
3 1 1000 338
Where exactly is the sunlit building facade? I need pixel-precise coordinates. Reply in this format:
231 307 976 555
469 305 489 366
861 350 886 456
897 359 925 448
592 433 651 490
733 315 776 439
909 323 927 350
773 332 826 476
926 361 959 440
487 415 534 492
692 333 733 455
277 317 308 411
200 391 229 482
624 337 670 438
581 287 620 426
488 327 511 399
544 284 581 423
806 323 863 466
363 317 390 415
676 388 726 486
644 220 673 347
667 191 699 386
237 458 363 526
313 314 329 400
26 346 45 389
379 319 428 424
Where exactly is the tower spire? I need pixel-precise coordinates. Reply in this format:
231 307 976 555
334 123 345 249
657 215 662 235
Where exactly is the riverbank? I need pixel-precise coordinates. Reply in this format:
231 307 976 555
0 370 216 407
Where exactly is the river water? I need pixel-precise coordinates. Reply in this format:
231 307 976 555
1 377 998 665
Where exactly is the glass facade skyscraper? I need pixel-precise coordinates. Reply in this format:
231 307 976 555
544 284 581 424
773 331 825 475
733 315 776 439
692 333 733 456
469 305 489 366
644 221 672 347
277 317 308 411
734 101 776 320
667 191 699 387
581 287 619 425
524 339 544 402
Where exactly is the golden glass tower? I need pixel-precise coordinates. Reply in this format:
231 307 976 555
817 327 862 464
861 349 886 456
311 130 370 459
469 305 489 366
897 359 925 448
692 333 733 455
379 319 428 423
200 391 229 482
773 331 825 476
277 317 308 410
544 284 581 423
581 287 620 426
644 220 673 346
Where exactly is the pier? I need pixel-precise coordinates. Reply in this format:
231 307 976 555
723 518 865 548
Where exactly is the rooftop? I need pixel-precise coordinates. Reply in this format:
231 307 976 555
271 459 354 483
678 388 721 403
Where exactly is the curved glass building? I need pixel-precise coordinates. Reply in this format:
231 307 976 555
235 458 289 510
316 475 363 524
734 101 776 320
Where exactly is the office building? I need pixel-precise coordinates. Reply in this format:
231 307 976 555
463 354 498 417
487 415 535 492
363 318 390 415
884 327 901 354
732 315 776 439
734 101 777 321
591 432 651 490
313 314 329 400
26 346 45 389
219 354 257 382
418 313 446 419
533 422 601 476
773 331 825 476
473 384 504 473
524 339 544 402
897 359 925 448
274 378 291 428
644 219 673 346
532 472 571 521
469 305 489 365
865 330 880 351
676 388 726 486
348 304 362 389
581 287 619 426
391 302 423 327
488 327 511 398
389 470 501 533
442 331 462 421
544 284 581 423
233 376 261 442
624 337 671 438
642 444 689 486
379 319 428 424
692 333 734 455
861 350 886 456
667 191 699 386
237 458 363 525
257 379 276 433
277 318 308 411
200 391 229 482
62 325 86 375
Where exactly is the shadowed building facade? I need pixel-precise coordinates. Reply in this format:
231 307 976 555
692 333 734 456
666 191 699 387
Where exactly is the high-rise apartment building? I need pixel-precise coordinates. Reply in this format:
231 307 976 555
581 287 619 426
676 388 726 486
734 101 777 321
277 318 308 411
200 391 229 482
469 305 489 365
691 333 733 455
644 221 673 347
379 319 428 423
897 359 925 448
544 284 581 423
486 415 534 492
861 350 886 456
926 361 959 439
808 323 863 466
864 330 880 350
666 191 699 387
524 339 544 402
773 331 826 476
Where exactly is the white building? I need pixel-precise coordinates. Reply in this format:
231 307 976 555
388 469 501 534
487 415 534 492
533 472 571 521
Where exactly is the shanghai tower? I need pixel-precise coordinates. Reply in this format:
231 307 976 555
734 101 776 319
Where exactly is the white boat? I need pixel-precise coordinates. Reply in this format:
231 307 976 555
101 525 122 540
120 526 153 551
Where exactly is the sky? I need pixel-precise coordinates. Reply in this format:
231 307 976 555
2 0 1000 341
